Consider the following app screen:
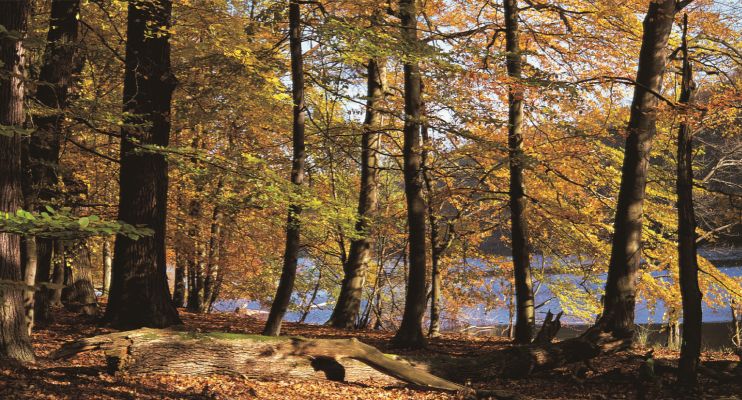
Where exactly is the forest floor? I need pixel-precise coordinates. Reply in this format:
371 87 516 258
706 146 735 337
1 308 740 400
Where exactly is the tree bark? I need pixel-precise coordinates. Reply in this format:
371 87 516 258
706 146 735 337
103 0 181 329
263 0 306 336
0 0 35 363
61 241 98 316
102 238 112 296
599 0 684 338
328 57 383 329
503 0 535 345
676 13 702 385
393 0 428 349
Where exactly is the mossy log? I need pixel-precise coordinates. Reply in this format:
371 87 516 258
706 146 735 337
51 328 524 398
51 327 632 398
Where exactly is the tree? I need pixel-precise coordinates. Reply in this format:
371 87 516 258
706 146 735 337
676 13 702 385
392 0 428 349
103 0 181 329
23 0 81 327
327 57 384 329
263 0 307 336
503 0 535 344
0 0 35 363
598 0 689 338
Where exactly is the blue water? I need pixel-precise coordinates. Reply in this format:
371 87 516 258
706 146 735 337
214 253 742 328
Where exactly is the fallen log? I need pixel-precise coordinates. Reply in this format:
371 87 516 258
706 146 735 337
50 328 523 399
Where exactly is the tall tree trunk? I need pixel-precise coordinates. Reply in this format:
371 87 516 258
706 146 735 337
172 247 186 308
203 179 224 311
185 136 205 313
420 91 447 338
328 58 383 329
598 0 684 338
392 0 427 349
103 0 181 329
503 0 535 344
102 238 112 296
263 0 306 336
25 0 81 328
0 0 35 363
676 14 702 385
61 241 98 316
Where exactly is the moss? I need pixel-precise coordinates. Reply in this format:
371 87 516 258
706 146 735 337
173 331 291 342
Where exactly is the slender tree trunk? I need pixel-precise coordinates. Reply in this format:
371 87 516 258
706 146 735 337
420 100 445 338
24 0 81 328
0 0 35 363
185 136 205 313
50 240 64 307
102 238 112 296
392 0 427 349
676 14 702 385
503 0 535 344
328 58 383 329
203 180 224 311
598 0 683 338
103 0 181 329
299 269 322 324
61 241 98 316
172 247 186 308
263 0 306 336
22 238 37 336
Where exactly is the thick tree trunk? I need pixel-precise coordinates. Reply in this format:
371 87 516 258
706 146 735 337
503 0 535 345
263 0 306 336
599 0 683 338
172 247 187 308
0 0 35 363
103 0 181 329
61 241 98 316
393 0 428 349
102 238 112 296
328 58 383 329
676 14 702 385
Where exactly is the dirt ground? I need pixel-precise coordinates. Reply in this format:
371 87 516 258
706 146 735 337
1 307 740 399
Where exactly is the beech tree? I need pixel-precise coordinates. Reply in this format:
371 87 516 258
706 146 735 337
392 0 428 349
103 0 181 329
675 14 702 384
503 0 535 344
328 56 384 329
263 0 307 336
0 0 35 363
598 0 691 338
